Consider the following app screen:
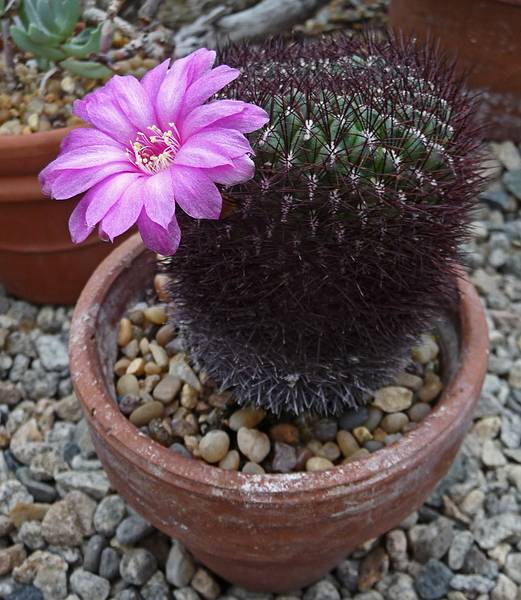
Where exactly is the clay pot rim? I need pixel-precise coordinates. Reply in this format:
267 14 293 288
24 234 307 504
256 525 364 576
0 125 75 150
70 233 489 498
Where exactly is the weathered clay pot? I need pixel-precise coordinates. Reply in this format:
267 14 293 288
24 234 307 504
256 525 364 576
70 233 489 592
0 127 126 304
389 0 521 141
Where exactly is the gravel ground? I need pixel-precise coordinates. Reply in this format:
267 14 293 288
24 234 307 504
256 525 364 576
0 141 520 600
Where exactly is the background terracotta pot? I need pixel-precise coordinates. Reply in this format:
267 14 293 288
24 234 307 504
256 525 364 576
389 0 521 141
0 127 127 305
70 234 489 592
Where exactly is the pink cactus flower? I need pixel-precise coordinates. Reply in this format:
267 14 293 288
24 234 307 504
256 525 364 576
39 48 269 255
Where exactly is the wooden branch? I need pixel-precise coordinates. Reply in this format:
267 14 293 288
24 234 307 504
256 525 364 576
173 0 330 57
83 4 137 38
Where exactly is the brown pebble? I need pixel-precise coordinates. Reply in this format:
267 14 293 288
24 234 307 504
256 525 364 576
184 435 200 456
380 413 409 434
229 407 266 431
237 427 271 463
0 544 26 576
306 456 334 472
143 375 161 394
9 503 49 528
154 274 170 302
129 401 164 427
139 337 150 356
199 430 230 463
144 362 162 375
122 339 139 360
180 384 198 409
394 371 423 391
156 323 176 346
114 358 130 376
317 441 341 462
128 308 144 325
372 427 388 442
358 546 389 592
117 318 133 347
418 372 443 403
153 375 182 404
126 357 145 376
145 305 167 325
171 411 199 437
408 402 431 422
148 418 174 446
353 426 372 444
269 423 300 445
149 342 169 369
343 448 370 463
117 374 139 396
294 447 313 470
337 430 360 457
372 386 413 413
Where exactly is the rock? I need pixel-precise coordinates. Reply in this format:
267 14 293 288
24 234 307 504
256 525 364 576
228 407 266 431
385 530 408 570
491 574 518 600
408 403 431 422
472 513 521 549
191 568 221 600
10 419 44 465
312 418 338 442
508 359 521 389
17 551 69 599
142 570 170 600
0 480 34 514
173 589 201 600
120 548 157 586
41 500 85 546
129 401 164 427
9 503 49 528
269 423 300 445
54 471 110 500
83 534 107 573
503 169 521 200
414 559 453 600
409 518 454 563
153 375 182 404
16 468 57 503
381 413 409 434
99 547 120 580
116 514 153 545
336 430 360 457
165 541 196 587
504 552 521 584
386 573 417 600
218 450 240 471
481 439 507 467
302 580 340 600
450 574 494 594
372 387 413 413
271 442 297 473
5 585 44 599
448 531 474 570
35 335 68 371
412 335 439 364
29 446 68 481
0 381 22 405
70 569 110 600
169 355 202 391
358 546 389 592
418 374 443 403
242 461 265 474
18 520 45 550
0 544 27 576
94 495 126 536
334 559 359 593
54 395 83 423
199 430 230 463
306 457 334 471
237 428 270 463
338 406 368 430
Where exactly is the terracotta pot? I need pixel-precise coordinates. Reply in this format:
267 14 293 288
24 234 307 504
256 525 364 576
70 234 489 592
0 127 126 305
389 0 521 141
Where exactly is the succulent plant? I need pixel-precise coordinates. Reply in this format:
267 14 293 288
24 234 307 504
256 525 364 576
10 0 111 78
165 34 483 416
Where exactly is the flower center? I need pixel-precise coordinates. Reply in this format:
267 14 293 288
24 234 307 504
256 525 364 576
127 123 181 174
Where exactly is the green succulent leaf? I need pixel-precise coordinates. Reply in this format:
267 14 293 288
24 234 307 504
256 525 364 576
62 24 102 58
19 0 46 30
0 1 5 16
27 22 63 46
10 24 66 60
53 0 81 39
60 58 112 79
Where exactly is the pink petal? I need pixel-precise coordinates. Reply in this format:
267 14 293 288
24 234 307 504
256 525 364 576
143 169 176 228
100 178 144 241
171 165 222 219
156 49 216 131
205 155 255 186
76 90 136 144
180 100 248 139
43 145 128 172
175 127 252 168
141 59 170 103
85 172 142 227
60 127 124 153
211 103 269 134
109 75 156 132
46 162 133 200
69 189 96 243
178 65 240 120
137 209 181 255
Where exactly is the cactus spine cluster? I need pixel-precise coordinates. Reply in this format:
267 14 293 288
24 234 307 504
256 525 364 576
10 0 111 78
165 34 483 416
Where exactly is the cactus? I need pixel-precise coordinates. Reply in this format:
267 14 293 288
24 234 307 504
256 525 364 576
10 0 111 78
164 34 483 416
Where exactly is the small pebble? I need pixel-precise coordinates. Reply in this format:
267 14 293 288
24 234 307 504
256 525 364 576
269 423 300 445
364 407 383 431
418 372 443 403
218 450 240 471
156 323 176 346
412 334 439 364
394 371 423 391
117 374 139 396
118 395 141 416
306 456 334 471
343 448 370 463
117 318 133 347
271 442 298 472
242 462 265 474
317 441 341 462
152 375 182 404
408 402 431 422
228 407 266 431
129 401 164 427
339 406 368 430
372 386 413 412
199 430 230 463
337 430 360 457
144 305 167 325
353 426 372 444
312 418 338 442
381 412 409 434
237 427 271 463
